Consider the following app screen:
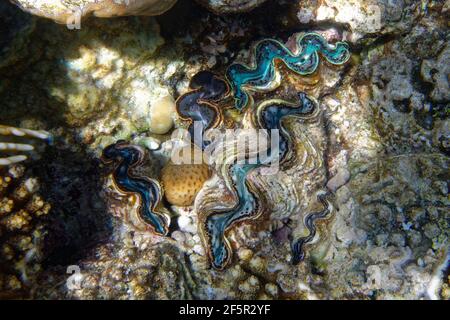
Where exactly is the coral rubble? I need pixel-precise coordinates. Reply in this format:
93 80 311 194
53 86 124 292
0 164 51 298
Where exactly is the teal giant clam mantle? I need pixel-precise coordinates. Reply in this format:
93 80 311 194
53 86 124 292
176 71 229 150
199 92 321 270
253 92 318 167
102 141 170 236
291 191 333 264
226 33 351 110
100 33 351 270
199 163 266 270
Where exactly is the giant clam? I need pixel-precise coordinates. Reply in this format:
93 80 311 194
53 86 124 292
176 71 229 150
290 191 333 264
226 33 351 110
198 156 269 270
251 92 318 168
101 141 170 236
195 33 350 269
101 32 350 270
196 92 330 269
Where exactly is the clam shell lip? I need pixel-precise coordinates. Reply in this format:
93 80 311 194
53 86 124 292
226 32 351 110
256 92 318 165
101 141 169 236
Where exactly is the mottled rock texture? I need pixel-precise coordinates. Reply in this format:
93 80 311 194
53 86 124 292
0 165 51 299
0 1 35 70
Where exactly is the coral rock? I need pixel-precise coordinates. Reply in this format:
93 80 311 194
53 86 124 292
149 95 176 135
0 1 35 70
12 0 177 24
0 164 51 298
195 0 268 14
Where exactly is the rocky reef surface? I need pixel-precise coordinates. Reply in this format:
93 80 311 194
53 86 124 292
195 0 269 14
0 0 448 299
11 0 178 24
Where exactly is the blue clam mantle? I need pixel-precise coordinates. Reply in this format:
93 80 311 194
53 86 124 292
226 33 351 110
256 92 317 164
102 141 170 236
291 191 332 264
102 32 351 270
203 164 262 270
202 92 321 270
176 71 229 150
201 33 350 270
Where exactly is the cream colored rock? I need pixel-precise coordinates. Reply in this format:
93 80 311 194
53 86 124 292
148 95 176 135
12 0 177 24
